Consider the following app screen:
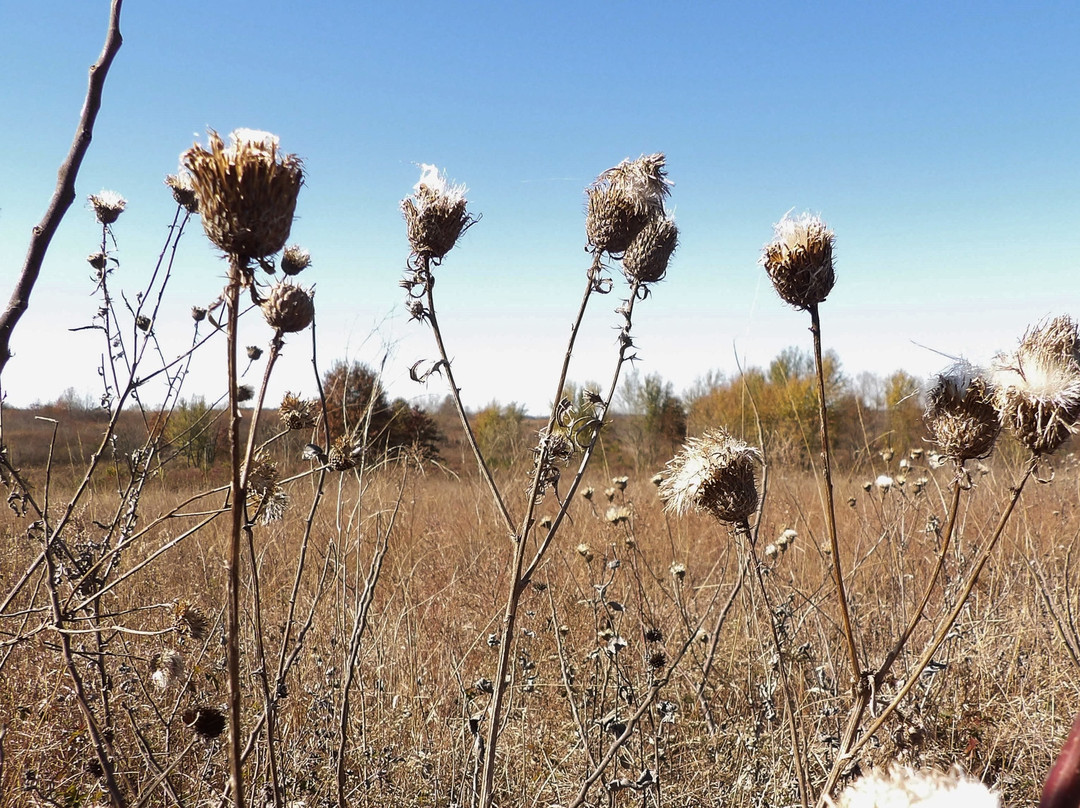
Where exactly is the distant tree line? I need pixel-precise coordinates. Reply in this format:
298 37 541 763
20 349 936 473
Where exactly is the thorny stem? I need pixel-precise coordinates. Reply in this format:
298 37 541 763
808 303 861 686
224 258 245 808
738 518 810 808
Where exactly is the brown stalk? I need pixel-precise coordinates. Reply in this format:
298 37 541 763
224 259 245 808
0 0 124 380
808 302 861 685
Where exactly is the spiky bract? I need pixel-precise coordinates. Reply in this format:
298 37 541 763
622 213 678 284
261 282 314 333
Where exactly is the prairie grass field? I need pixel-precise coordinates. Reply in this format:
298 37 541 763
2 437 1078 807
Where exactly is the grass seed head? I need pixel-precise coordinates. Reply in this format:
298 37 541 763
658 428 762 524
183 129 303 260
89 190 127 225
262 282 314 333
991 315 1080 456
586 153 670 255
401 164 474 260
761 212 835 310
924 360 1000 461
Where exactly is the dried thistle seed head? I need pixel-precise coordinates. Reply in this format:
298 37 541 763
761 212 836 310
151 649 184 691
246 346 263 361
530 428 575 502
261 282 314 333
586 153 671 255
606 505 631 525
659 428 762 524
89 190 127 225
991 315 1080 456
279 391 318 430
837 765 1000 808
280 244 311 276
191 306 207 322
175 602 209 641
165 172 199 213
236 384 254 403
401 164 474 260
182 129 303 259
245 451 289 523
328 435 359 471
924 360 1001 461
87 252 107 270
183 706 226 740
622 214 678 284
612 476 629 491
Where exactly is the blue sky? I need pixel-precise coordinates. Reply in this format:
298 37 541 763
1 1 1078 415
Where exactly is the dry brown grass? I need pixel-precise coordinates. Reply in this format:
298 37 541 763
2 444 1078 807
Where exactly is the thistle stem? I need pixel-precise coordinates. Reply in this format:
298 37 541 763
808 302 860 685
225 258 245 808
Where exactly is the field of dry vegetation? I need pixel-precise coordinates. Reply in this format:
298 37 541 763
1 414 1078 806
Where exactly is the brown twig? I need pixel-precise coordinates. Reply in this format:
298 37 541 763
0 0 124 379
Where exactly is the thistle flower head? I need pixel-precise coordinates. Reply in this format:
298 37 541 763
837 765 999 808
328 435 360 471
761 212 835 310
280 244 311 275
182 128 303 260
658 428 762 524
165 172 199 213
244 450 289 524
586 153 671 256
183 706 226 740
89 190 127 225
924 360 1001 461
175 601 209 641
261 282 314 333
401 164 474 261
622 213 678 285
151 649 184 691
990 315 1080 456
279 391 318 431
